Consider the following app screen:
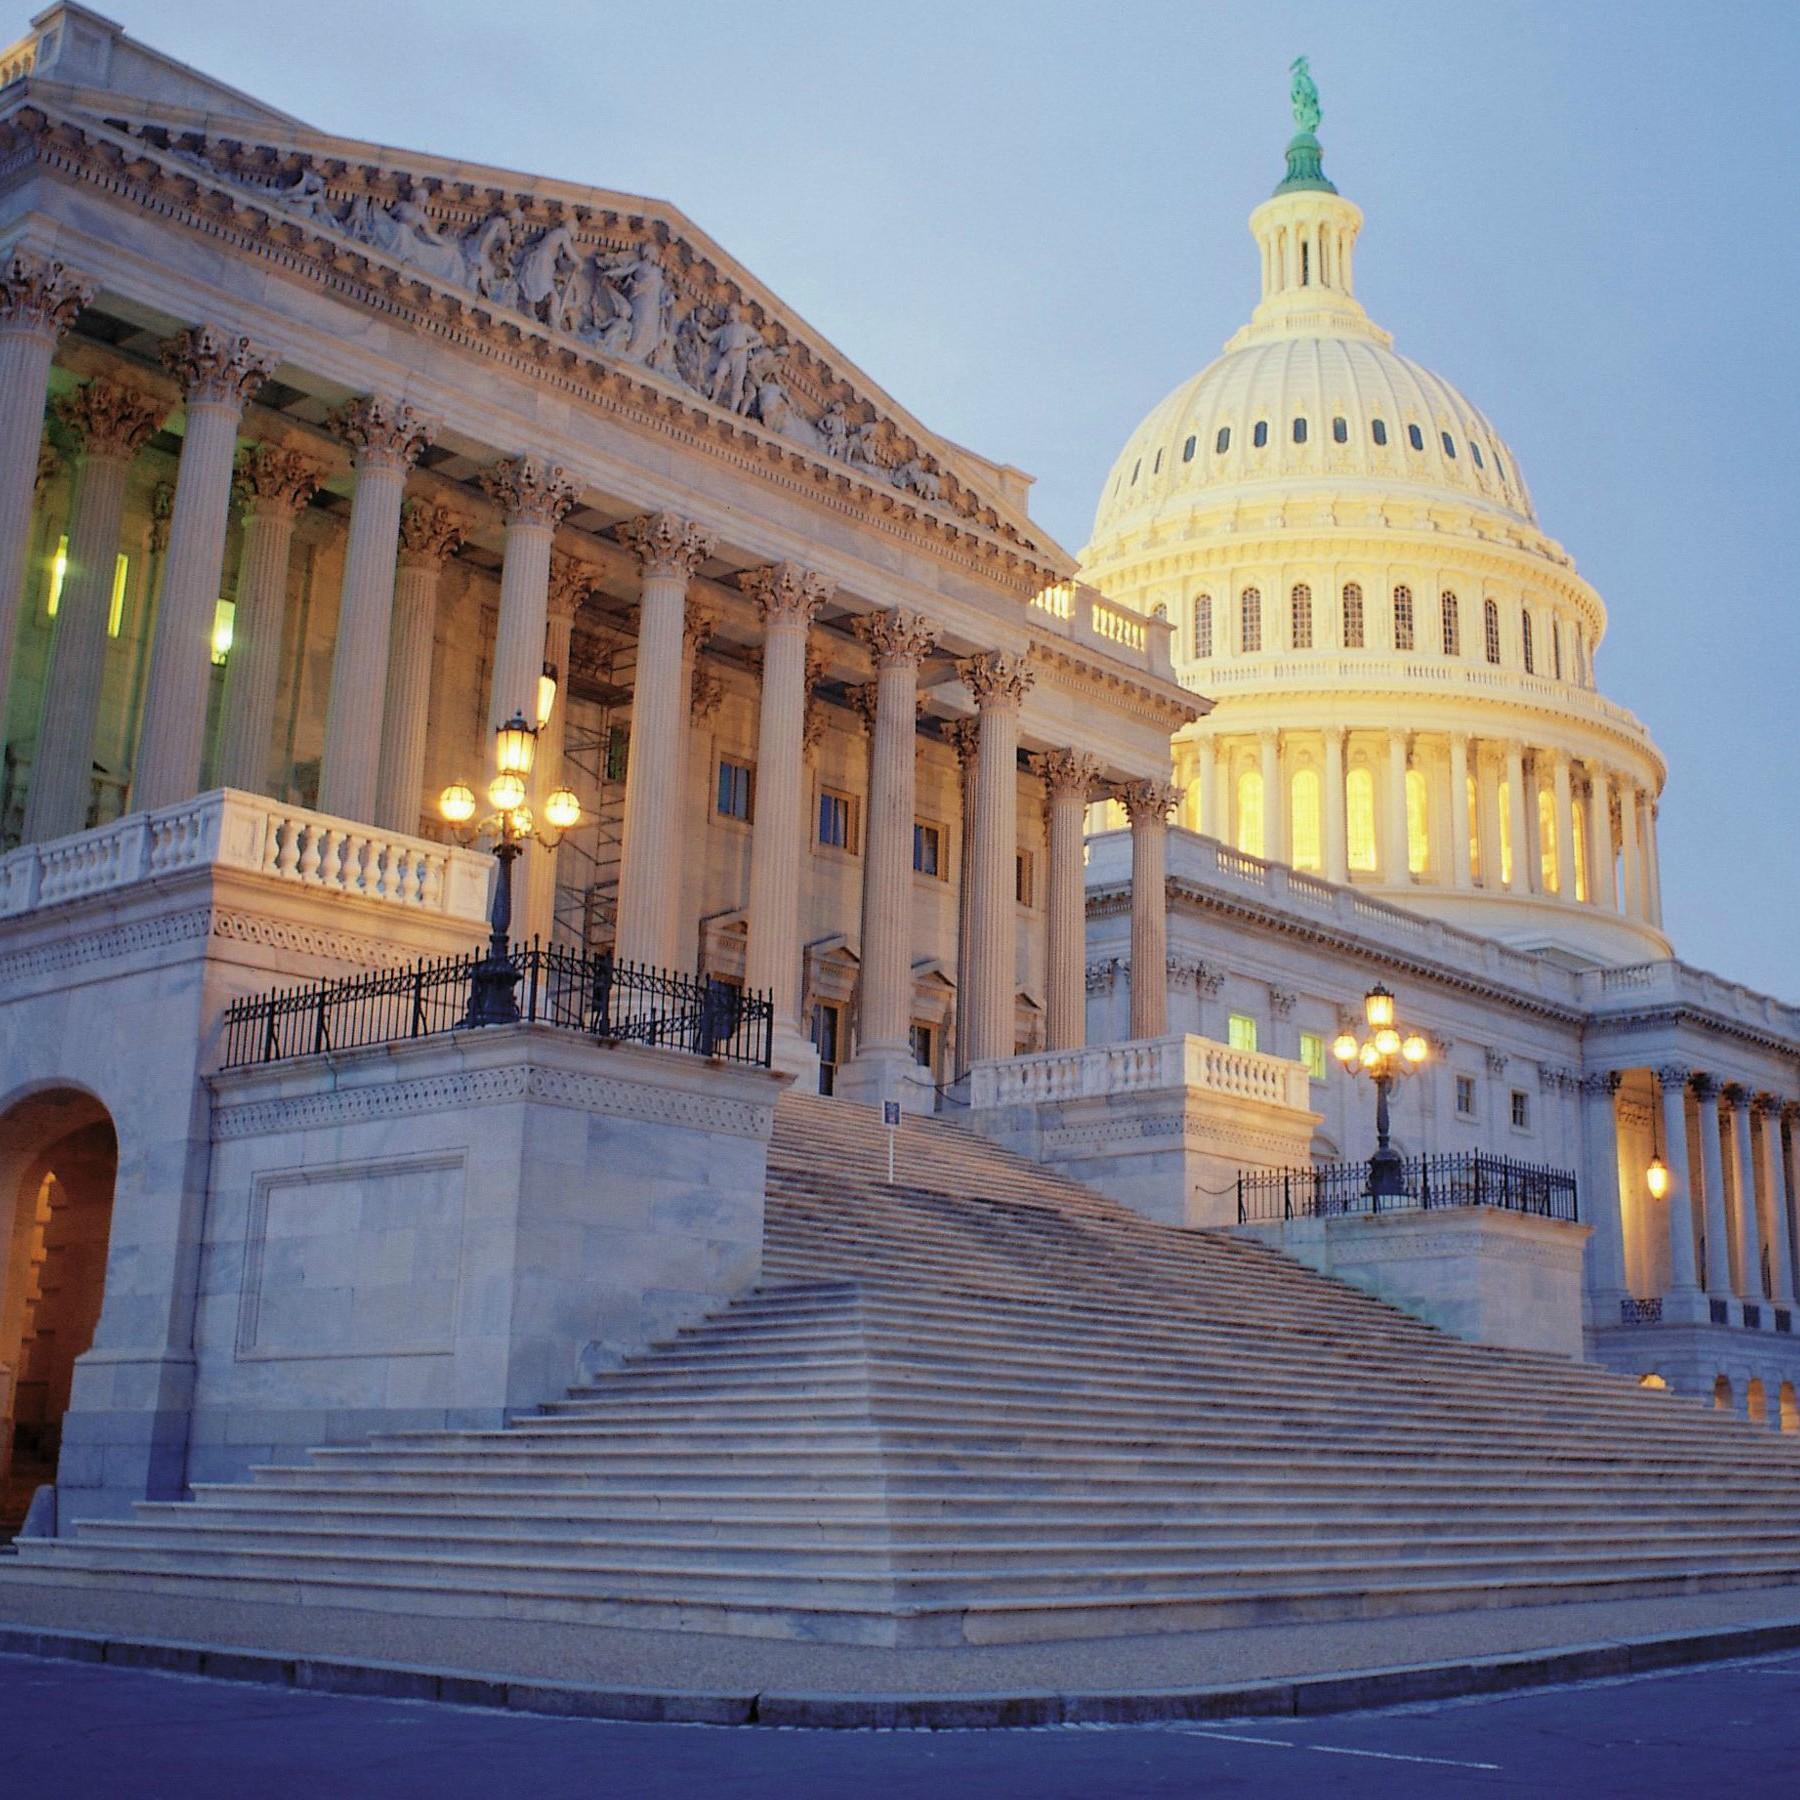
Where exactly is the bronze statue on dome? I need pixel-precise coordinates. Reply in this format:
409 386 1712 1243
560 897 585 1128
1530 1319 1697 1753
1290 55 1322 133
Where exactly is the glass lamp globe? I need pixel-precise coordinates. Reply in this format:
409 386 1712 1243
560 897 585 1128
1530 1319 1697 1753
488 770 527 813
494 713 537 778
1364 984 1396 1030
1331 1033 1359 1065
1646 1155 1671 1201
543 786 582 831
1401 1035 1428 1065
1358 1041 1380 1070
438 781 476 825
1374 1027 1401 1058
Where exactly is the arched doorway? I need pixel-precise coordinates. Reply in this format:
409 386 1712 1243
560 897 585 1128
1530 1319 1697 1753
1712 1373 1734 1413
0 1087 117 1537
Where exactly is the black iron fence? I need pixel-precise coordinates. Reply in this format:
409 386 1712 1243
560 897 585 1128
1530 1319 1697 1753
1237 1150 1578 1225
220 942 774 1070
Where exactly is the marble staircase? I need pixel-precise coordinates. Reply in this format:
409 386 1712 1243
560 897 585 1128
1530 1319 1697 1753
12 1093 1800 1644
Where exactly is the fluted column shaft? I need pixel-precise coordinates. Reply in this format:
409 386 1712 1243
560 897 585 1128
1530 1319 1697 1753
1551 751 1576 900
1619 783 1643 920
1657 1067 1702 1301
1727 1091 1765 1303
1035 750 1099 1053
520 556 591 947
1386 729 1410 881
615 515 714 969
218 445 321 795
1322 727 1348 882
1757 1100 1796 1307
1123 779 1178 1040
1587 766 1615 910
1475 745 1502 888
1258 729 1282 863
373 501 463 832
134 328 276 810
1579 1073 1628 1310
959 652 1034 1067
1644 801 1665 927
1503 741 1529 892
0 253 93 729
24 380 163 840
1447 731 1472 889
1693 1077 1733 1303
742 564 831 1058
480 455 578 736
948 721 980 1079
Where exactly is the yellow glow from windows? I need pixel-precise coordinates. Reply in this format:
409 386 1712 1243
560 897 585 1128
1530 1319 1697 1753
1466 774 1481 881
1227 1012 1259 1053
1299 1031 1327 1081
1498 778 1514 885
1289 768 1321 871
44 534 68 616
1537 788 1558 893
210 598 235 666
1236 768 1264 859
107 554 129 637
1572 799 1589 903
1638 1373 1668 1390
1346 767 1377 871
1405 767 1429 875
45 541 130 635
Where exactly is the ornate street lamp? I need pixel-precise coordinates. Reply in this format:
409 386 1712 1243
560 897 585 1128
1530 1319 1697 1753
440 713 582 1026
1332 981 1429 1199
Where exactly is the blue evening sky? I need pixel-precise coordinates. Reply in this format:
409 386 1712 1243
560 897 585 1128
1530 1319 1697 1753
89 0 1800 999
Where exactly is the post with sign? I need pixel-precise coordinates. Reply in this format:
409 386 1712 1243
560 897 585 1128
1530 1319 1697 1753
883 1099 900 1184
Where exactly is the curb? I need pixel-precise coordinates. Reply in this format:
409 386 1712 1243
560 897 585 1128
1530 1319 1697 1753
4 1616 1800 1729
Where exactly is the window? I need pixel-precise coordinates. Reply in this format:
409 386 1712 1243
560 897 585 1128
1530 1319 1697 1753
818 788 857 852
812 1001 844 1096
1346 767 1377 871
1406 422 1424 451
604 724 630 782
1405 767 1429 876
1392 584 1414 652
1441 430 1457 458
1290 583 1313 648
48 539 133 639
913 820 944 878
1015 849 1034 907
106 554 130 638
1152 448 1163 474
1470 441 1485 469
1538 786 1558 893
1215 426 1231 454
1494 452 1508 486
43 533 67 617
1227 1012 1259 1054
1552 619 1563 680
1521 607 1535 674
1371 418 1389 446
1183 435 1197 462
1467 773 1481 882
716 757 753 821
909 1022 936 1073
1440 590 1460 656
1510 1089 1531 1131
1573 798 1589 903
1483 597 1501 665
1498 777 1514 885
1236 767 1265 858
1239 587 1262 653
1292 416 1308 444
1332 416 1348 444
1300 240 1310 285
1342 581 1365 648
1300 1031 1327 1082
1455 1074 1477 1118
1290 768 1321 871
1192 593 1214 659
1130 458 1140 485
210 598 235 666
1252 419 1268 449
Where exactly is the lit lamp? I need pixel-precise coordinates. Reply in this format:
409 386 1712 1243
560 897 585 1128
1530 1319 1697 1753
1332 981 1430 1201
536 662 559 732
1645 1096 1670 1200
439 712 582 1027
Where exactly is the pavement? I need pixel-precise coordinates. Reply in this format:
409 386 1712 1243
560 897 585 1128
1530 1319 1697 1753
7 1643 1800 1796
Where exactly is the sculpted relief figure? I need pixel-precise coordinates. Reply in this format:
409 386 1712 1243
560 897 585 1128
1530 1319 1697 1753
889 455 942 501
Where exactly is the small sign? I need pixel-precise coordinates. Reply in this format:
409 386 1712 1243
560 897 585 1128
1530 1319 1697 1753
883 1101 901 1127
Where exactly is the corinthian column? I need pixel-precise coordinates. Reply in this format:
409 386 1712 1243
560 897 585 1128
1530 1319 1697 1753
1656 1066 1704 1315
23 378 164 841
133 326 277 811
1726 1088 1766 1308
957 651 1034 1068
739 562 832 1069
614 513 715 969
480 454 578 734
1756 1097 1795 1308
1447 731 1472 889
1258 729 1282 862
1551 750 1576 900
1031 748 1100 1052
373 499 464 831
1692 1075 1733 1307
519 552 593 946
1121 777 1180 1040
0 253 93 728
946 719 980 1078
1386 729 1411 881
217 444 322 795
1586 764 1615 910
1322 726 1348 882
1503 739 1529 893
317 397 434 821
1618 781 1642 919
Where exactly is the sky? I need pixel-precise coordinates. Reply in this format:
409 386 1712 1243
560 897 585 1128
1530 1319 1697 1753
81 0 1800 1001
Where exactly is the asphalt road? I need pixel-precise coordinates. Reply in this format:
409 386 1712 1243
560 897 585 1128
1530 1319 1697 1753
5 1648 1800 1797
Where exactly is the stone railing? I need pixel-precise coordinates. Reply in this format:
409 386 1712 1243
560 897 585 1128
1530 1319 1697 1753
1579 960 1800 1039
0 788 492 923
969 1032 1311 1113
1030 580 1174 680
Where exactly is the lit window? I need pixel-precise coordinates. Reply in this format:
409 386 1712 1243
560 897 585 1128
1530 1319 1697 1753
1405 767 1429 876
1470 441 1485 469
1455 1074 1477 1117
1521 607 1535 674
1467 773 1481 882
913 820 943 877
1292 416 1308 444
1552 619 1563 681
1342 582 1365 648
1239 587 1262 653
1216 426 1231 453
1289 768 1321 871
1236 768 1265 858
1346 767 1377 871
1228 1012 1259 1054
43 533 67 616
818 788 857 852
1440 590 1460 657
1300 1031 1327 1082
1290 583 1313 649
1407 423 1424 451
1573 798 1589 903
1441 430 1457 458
1498 778 1514 885
717 757 753 821
1192 593 1214 659
1392 584 1414 652
1332 416 1348 444
1252 420 1269 449
1015 849 1034 907
1484 597 1501 665
1371 418 1389 446
1511 1090 1530 1131
1538 787 1558 893
210 598 235 666
1183 435 1197 462
106 553 130 638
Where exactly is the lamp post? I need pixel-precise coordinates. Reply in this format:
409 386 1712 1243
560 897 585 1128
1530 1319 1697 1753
440 711 582 1026
1332 981 1429 1199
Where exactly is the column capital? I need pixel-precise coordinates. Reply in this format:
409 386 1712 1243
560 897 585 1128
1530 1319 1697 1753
618 510 716 579
1448 728 1471 749
853 606 937 669
0 250 95 337
480 452 579 528
1118 777 1182 825
1027 747 1102 801
1752 1093 1784 1119
738 560 832 624
684 598 716 655
160 324 277 407
1690 1071 1720 1103
234 442 324 520
1578 1071 1622 1100
1655 1063 1692 1094
957 649 1034 710
1721 1082 1752 1113
53 377 164 461
395 496 466 568
547 551 597 622
329 395 435 472
944 717 980 771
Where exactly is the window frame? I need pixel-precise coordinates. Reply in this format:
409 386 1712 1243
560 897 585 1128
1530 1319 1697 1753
716 755 755 823
1239 586 1263 654
912 818 946 880
1392 583 1415 652
816 785 859 855
1290 582 1313 649
1483 597 1501 666
1227 1012 1260 1054
1192 592 1214 660
1440 589 1460 657
1342 581 1365 649
1299 1031 1327 1083
1455 1074 1478 1118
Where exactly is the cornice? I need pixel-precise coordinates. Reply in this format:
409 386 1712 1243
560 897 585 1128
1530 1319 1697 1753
1026 637 1198 729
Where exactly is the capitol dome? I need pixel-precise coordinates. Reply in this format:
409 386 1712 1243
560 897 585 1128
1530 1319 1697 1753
1080 73 1669 967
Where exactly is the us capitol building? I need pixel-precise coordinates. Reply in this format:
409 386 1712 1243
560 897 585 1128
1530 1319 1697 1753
0 5 1796 1631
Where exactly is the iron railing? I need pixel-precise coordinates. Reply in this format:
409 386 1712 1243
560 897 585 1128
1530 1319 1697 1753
1236 1150 1578 1225
220 942 773 1070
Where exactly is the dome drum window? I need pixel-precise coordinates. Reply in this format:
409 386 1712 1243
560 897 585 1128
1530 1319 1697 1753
1183 435 1197 462
1371 419 1389 446
1291 583 1314 649
1484 598 1501 665
1392 584 1415 652
1215 426 1230 453
1440 590 1460 657
1342 581 1365 648
1292 416 1308 444
1470 441 1484 469
1441 431 1457 459
1521 607 1535 675
1332 416 1348 443
1252 420 1269 449
1193 593 1214 660
1406 423 1424 451
1240 586 1263 653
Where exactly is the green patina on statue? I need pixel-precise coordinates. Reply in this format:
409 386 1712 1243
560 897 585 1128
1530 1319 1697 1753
1290 55 1322 133
1275 54 1336 196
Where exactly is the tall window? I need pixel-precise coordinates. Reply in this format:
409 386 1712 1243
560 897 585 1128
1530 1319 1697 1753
1227 1012 1259 1053
1252 420 1268 448
1498 778 1514 886
1405 767 1430 875
1406 422 1425 451
1552 619 1563 680
1192 593 1214 659
1182 435 1197 462
1371 418 1389 446
1236 767 1265 858
1572 798 1590 903
1332 415 1348 443
1290 582 1313 648
1289 768 1322 871
817 788 857 852
1346 767 1377 871
1215 426 1231 453
1538 787 1558 893
1342 582 1365 648
1521 606 1535 673
1292 416 1308 444
717 757 753 821
1466 773 1481 882
1392 584 1415 651
913 820 943 877
1484 597 1501 665
1239 587 1262 653
1440 590 1460 656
